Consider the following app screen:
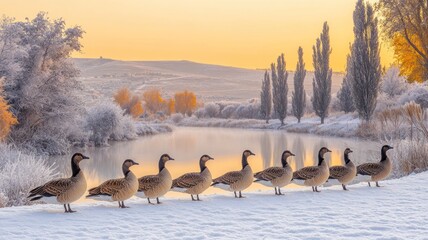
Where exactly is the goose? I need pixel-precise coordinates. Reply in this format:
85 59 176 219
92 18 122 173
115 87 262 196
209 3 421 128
328 148 356 190
357 145 393 187
171 154 214 201
86 159 139 208
293 147 331 192
136 154 174 204
254 150 294 195
211 150 255 198
28 153 89 213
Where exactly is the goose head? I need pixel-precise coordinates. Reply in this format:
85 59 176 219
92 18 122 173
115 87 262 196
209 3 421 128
243 150 256 158
71 153 89 177
281 150 295 167
318 147 331 166
159 154 174 171
199 154 214 171
381 145 393 161
344 148 353 164
122 159 139 176
242 150 255 169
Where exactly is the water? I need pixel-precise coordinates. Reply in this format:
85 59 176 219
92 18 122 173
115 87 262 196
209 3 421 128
49 127 380 201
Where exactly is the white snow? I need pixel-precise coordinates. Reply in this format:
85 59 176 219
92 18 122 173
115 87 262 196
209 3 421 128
1 172 427 239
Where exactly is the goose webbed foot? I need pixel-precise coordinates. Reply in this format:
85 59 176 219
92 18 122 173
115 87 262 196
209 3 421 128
342 184 348 191
65 204 76 213
238 191 245 198
376 182 381 187
191 195 196 201
119 201 129 208
156 197 161 204
314 186 321 192
277 188 284 195
147 198 155 205
196 195 201 201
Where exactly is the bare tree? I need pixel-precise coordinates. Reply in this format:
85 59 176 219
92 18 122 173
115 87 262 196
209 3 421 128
271 54 288 125
292 47 306 123
350 0 381 122
260 70 272 123
337 54 355 113
312 22 332 124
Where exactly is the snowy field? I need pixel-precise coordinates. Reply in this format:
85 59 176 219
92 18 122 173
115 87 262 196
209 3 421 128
1 172 427 239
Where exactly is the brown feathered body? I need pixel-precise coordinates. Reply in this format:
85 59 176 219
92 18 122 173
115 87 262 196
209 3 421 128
329 160 356 185
212 165 253 192
87 171 138 202
171 168 212 195
357 158 392 182
136 168 172 199
254 165 293 188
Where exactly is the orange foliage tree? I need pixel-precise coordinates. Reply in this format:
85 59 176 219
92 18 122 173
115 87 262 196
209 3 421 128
392 34 427 83
166 98 175 115
0 95 18 140
143 89 165 114
174 90 197 116
113 87 144 118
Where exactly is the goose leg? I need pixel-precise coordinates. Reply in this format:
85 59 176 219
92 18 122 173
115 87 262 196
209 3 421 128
278 188 284 195
234 191 237 198
67 204 76 213
315 186 321 192
376 182 381 187
312 186 315 192
274 187 278 195
368 182 371 187
197 195 201 201
238 191 245 198
64 204 68 213
342 184 348 191
156 197 161 204
121 201 129 208
191 195 196 201
147 198 154 204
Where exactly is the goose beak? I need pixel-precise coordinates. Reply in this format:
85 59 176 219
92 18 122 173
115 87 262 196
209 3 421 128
389 146 394 149
251 153 256 156
327 149 332 152
209 157 214 160
291 153 296 156
83 155 90 160
133 162 139 165
169 158 175 161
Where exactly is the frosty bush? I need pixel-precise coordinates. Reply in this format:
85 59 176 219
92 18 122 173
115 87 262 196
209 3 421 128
381 66 408 98
0 144 56 207
171 113 184 123
193 108 206 119
399 82 428 108
85 101 137 146
392 139 428 177
204 102 220 118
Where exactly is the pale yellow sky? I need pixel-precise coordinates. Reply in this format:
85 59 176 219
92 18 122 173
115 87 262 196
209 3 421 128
1 0 393 71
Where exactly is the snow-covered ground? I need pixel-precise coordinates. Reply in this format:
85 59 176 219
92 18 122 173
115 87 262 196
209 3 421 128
174 113 363 139
1 172 427 239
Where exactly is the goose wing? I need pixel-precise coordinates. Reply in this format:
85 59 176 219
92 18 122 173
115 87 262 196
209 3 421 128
293 166 320 180
254 167 284 181
138 175 162 192
329 166 349 179
172 172 204 189
357 163 384 176
88 178 125 196
212 170 243 185
29 178 73 198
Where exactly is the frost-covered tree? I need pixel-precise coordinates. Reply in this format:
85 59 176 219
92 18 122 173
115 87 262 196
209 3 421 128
381 66 408 98
260 70 272 123
271 54 288 125
204 102 220 118
337 54 355 113
292 47 306 123
0 13 85 154
350 0 381 122
312 22 332 124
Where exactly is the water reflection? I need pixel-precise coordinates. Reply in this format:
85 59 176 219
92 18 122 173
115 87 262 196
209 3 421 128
49 127 379 201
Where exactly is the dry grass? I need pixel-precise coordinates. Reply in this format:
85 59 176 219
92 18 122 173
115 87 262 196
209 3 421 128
392 139 428 177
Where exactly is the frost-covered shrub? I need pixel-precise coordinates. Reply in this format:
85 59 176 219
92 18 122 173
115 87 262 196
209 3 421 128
171 113 184 123
135 122 173 136
110 115 137 141
204 103 220 118
375 93 399 113
220 104 239 118
399 82 428 108
85 102 137 146
0 144 56 207
193 108 206 119
392 139 428 177
381 66 408 98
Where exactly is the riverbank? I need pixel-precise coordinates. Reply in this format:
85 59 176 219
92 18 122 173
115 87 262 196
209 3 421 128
168 113 367 139
1 171 427 239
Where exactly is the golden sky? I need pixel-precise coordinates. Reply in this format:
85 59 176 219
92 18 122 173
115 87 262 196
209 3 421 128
1 0 393 71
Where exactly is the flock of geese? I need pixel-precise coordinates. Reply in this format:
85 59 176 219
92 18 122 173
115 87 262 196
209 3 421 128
28 145 393 213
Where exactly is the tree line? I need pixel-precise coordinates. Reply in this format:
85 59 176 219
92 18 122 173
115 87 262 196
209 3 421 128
260 0 382 125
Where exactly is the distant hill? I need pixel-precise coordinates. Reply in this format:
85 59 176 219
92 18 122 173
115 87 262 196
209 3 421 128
73 58 344 102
